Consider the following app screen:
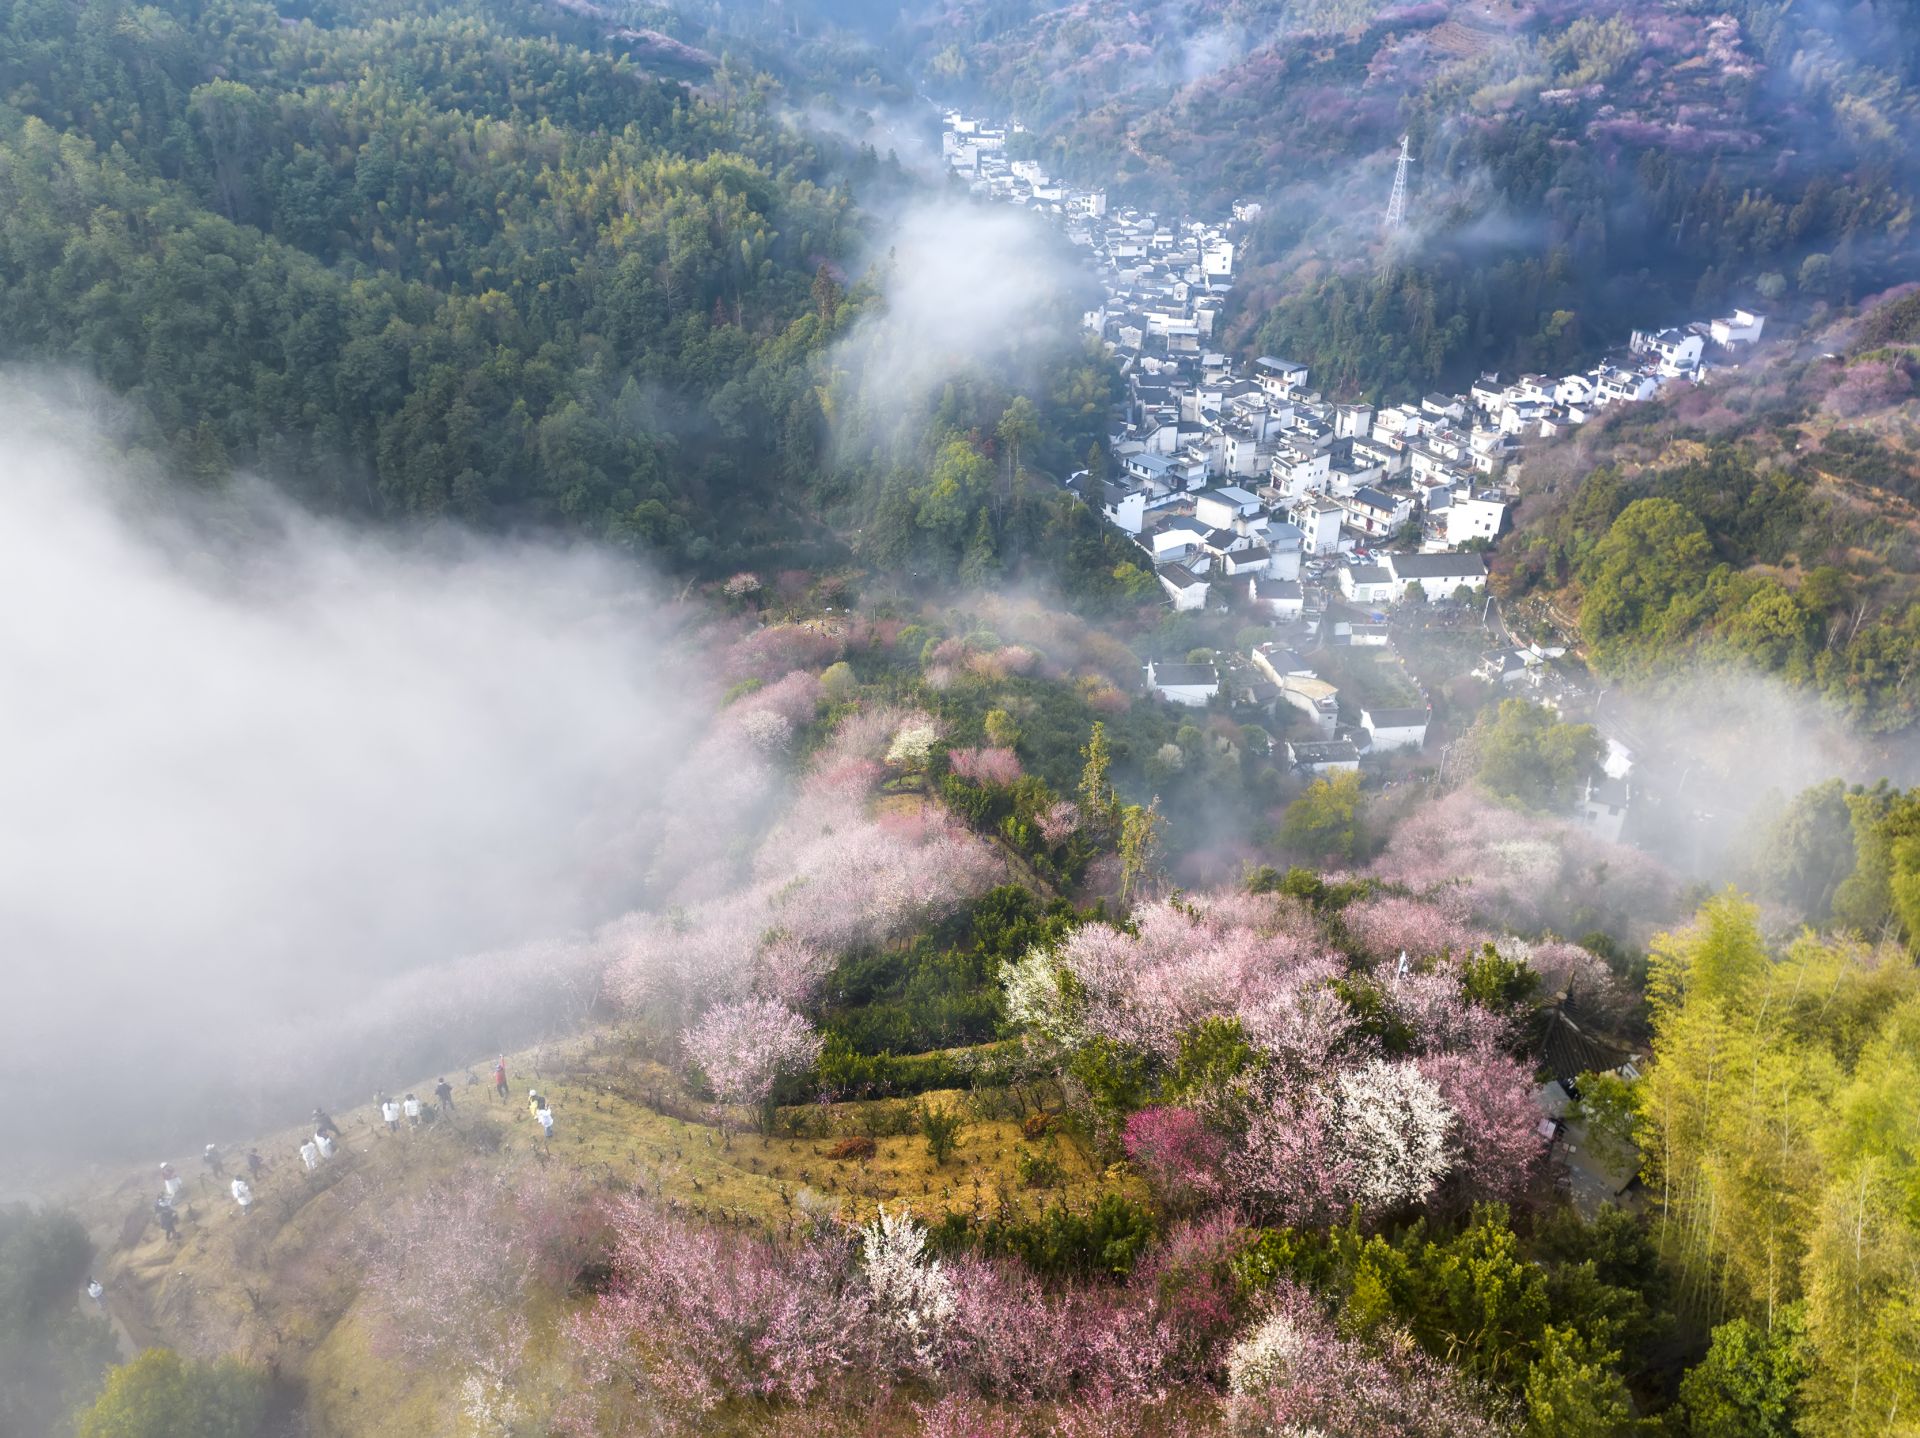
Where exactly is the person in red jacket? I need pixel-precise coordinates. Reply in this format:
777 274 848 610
493 1057 508 1101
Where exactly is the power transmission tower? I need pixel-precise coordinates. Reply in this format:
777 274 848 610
1384 134 1413 232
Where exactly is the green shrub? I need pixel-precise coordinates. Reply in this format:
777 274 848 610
76 1350 268 1438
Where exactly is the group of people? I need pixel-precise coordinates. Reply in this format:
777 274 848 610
296 1108 343 1174
151 1140 268 1234
149 1058 554 1244
373 1076 459 1135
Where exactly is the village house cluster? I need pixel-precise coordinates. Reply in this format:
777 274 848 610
943 108 1767 622
945 109 1752 814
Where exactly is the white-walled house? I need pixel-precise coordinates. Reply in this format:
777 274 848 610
1445 493 1508 545
1578 773 1630 844
1340 562 1398 606
1216 546 1274 578
1249 576 1304 619
1710 308 1765 346
1476 648 1538 685
1387 551 1487 600
1292 501 1345 556
1277 676 1340 736
1631 327 1705 377
1157 562 1210 611
1265 521 1304 581
1270 440 1331 498
1254 356 1309 397
1361 706 1429 752
1340 485 1412 537
1286 739 1361 774
1145 659 1220 707
1194 486 1264 530
1103 486 1147 534
1150 521 1210 564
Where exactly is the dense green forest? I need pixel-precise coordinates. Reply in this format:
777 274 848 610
0 0 1139 595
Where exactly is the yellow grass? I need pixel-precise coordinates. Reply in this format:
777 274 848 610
74 1031 1131 1437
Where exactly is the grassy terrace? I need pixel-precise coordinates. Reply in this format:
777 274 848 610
76 1032 1128 1436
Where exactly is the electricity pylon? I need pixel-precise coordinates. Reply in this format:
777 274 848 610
1384 134 1413 232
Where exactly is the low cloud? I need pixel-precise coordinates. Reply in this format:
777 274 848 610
0 375 705 1159
828 197 1091 447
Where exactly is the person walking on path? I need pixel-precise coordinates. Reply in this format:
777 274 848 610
494 1057 509 1101
202 1144 224 1179
159 1163 182 1204
380 1096 401 1134
536 1097 554 1148
314 1131 336 1161
246 1149 265 1180
527 1089 543 1122
312 1107 341 1140
86 1277 105 1312
434 1077 454 1114
153 1202 178 1244
403 1093 422 1128
230 1177 253 1214
299 1139 319 1172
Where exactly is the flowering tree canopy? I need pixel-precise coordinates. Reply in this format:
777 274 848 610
948 746 1024 787
682 997 822 1111
861 1205 957 1376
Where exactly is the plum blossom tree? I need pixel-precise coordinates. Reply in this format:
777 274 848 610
1123 1107 1225 1212
362 1161 593 1384
1231 1079 1356 1227
1037 800 1081 847
948 746 1024 787
1232 1061 1456 1223
1049 895 1337 1063
1341 892 1488 964
1333 1059 1455 1211
572 1198 874 1411
1226 1284 1507 1438
861 1205 957 1377
887 715 943 771
1001 945 1082 1045
682 997 822 1134
607 706 1004 1022
1368 790 1677 943
1416 1045 1545 1208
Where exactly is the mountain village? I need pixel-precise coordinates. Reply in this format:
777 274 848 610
945 109 1759 828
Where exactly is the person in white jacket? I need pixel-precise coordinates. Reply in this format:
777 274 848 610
314 1131 336 1160
230 1177 253 1214
299 1139 320 1172
380 1097 400 1133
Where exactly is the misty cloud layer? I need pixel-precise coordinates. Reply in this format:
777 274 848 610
0 379 700 1160
831 197 1088 436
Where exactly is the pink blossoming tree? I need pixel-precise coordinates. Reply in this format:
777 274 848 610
682 996 822 1134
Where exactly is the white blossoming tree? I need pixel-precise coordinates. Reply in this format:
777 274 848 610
1333 1059 1455 1210
859 1204 956 1377
1000 945 1083 1046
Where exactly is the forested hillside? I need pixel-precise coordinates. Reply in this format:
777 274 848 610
1497 286 1920 733
866 0 1920 395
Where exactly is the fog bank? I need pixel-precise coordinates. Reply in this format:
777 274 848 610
0 379 701 1157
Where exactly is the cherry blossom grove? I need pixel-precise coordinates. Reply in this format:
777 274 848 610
1012 887 1550 1227
605 706 1004 1023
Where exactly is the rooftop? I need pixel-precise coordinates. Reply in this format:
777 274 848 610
1391 552 1488 580
1289 740 1361 763
1365 707 1430 728
1147 662 1220 688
